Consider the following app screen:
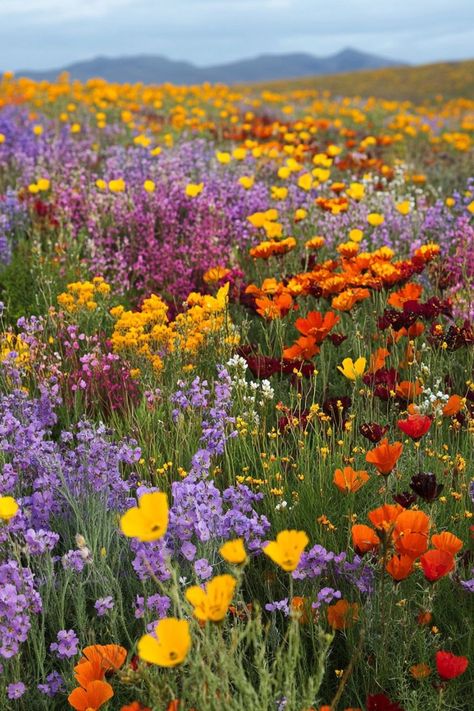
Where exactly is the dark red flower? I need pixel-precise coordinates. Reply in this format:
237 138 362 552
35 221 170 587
366 693 404 711
359 422 389 443
435 651 468 680
393 491 418 508
327 332 348 346
323 396 351 428
409 472 443 502
397 414 432 440
245 355 281 379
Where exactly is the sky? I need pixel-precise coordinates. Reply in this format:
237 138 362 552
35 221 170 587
0 0 473 71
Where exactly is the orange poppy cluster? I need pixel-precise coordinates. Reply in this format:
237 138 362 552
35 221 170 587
351 507 463 582
68 644 127 710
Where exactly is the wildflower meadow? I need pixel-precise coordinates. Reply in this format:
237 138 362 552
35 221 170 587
0 72 473 711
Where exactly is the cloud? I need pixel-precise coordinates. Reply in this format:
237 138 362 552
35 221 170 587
0 0 473 70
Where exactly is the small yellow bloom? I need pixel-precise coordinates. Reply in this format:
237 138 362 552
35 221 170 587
186 574 237 621
238 175 254 189
337 357 367 380
0 133 5 144
220 538 247 564
143 179 155 193
216 151 231 164
263 530 309 572
96 179 107 190
185 182 203 197
138 618 191 667
120 491 168 542
367 212 384 226
467 200 474 214
32 124 43 136
349 228 363 242
396 201 411 215
108 178 125 193
37 178 50 191
0 496 19 521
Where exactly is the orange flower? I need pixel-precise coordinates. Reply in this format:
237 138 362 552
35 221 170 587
333 466 369 493
442 394 463 416
368 347 390 373
396 380 422 401
256 292 293 319
410 663 431 680
386 554 414 581
121 703 152 711
420 549 455 581
431 531 463 555
393 510 430 559
332 288 370 311
388 283 423 309
351 524 380 554
68 680 114 711
283 336 319 361
368 503 403 532
74 644 127 688
294 310 339 342
417 610 432 626
327 599 359 630
365 438 403 475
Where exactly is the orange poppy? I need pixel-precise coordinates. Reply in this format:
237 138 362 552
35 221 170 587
393 510 430 558
442 394 463 416
333 466 369 493
365 438 403 475
386 554 414 581
294 310 339 342
387 283 423 309
410 663 431 680
431 531 463 555
368 503 403 532
327 599 359 630
283 336 320 361
368 347 390 373
255 292 293 319
396 380 422 401
120 703 152 711
68 680 114 711
75 644 127 687
420 549 455 581
351 524 380 553
332 288 370 311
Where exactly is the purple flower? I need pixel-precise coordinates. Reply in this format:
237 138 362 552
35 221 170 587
265 598 290 615
194 558 213 580
94 596 114 617
7 682 26 699
50 629 79 659
37 671 65 697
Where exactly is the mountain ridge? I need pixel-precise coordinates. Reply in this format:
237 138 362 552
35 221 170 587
15 47 406 84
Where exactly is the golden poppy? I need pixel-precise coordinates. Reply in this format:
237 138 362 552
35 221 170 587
0 496 19 521
263 530 309 572
186 574 237 622
337 356 367 380
219 538 247 564
68 680 114 711
431 531 463 556
138 618 191 667
351 524 380 554
120 492 169 542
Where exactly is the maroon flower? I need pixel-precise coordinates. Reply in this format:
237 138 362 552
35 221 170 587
366 693 404 711
410 472 443 502
393 491 418 508
359 422 389 443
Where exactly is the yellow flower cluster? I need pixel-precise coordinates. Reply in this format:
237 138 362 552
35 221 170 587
110 283 232 372
0 333 30 367
57 276 111 313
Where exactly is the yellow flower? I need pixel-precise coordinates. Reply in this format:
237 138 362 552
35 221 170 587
337 357 367 380
120 492 168 542
0 133 5 143
396 201 411 215
297 173 312 191
238 175 254 189
138 618 191 667
467 200 474 214
263 530 309 572
185 182 203 197
0 496 19 521
143 179 155 193
70 123 81 133
445 197 455 207
186 574 236 621
32 124 43 136
367 212 384 226
108 178 125 193
232 147 247 160
220 538 247 564
346 182 365 200
349 228 363 242
96 179 107 190
37 178 50 191
216 151 231 164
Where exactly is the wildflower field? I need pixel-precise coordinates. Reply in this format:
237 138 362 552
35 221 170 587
0 72 473 711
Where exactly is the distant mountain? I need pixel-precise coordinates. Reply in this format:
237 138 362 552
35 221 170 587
16 48 405 85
